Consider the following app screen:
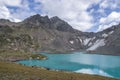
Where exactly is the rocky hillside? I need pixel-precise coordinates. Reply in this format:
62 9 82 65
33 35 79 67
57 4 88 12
87 24 120 55
0 14 120 55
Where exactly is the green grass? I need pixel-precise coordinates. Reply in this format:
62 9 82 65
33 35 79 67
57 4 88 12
0 61 118 80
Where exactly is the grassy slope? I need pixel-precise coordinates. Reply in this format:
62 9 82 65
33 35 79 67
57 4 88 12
0 50 47 61
0 61 118 80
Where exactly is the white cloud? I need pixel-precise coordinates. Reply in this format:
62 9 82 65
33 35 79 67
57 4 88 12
96 0 120 32
97 22 119 31
97 9 105 15
9 0 36 20
0 0 22 22
10 9 36 20
100 1 108 9
100 12 120 24
100 0 119 9
0 0 119 32
0 0 22 7
35 0 101 31
0 4 20 22
70 20 93 31
0 0 34 22
0 5 10 19
97 11 120 31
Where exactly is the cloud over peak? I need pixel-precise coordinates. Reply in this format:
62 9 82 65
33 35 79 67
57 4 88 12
98 11 120 31
0 0 120 32
35 0 101 31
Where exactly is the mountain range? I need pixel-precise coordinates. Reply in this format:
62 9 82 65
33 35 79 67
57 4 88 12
0 14 120 55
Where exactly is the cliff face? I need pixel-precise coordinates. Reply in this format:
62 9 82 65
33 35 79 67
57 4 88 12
0 14 120 55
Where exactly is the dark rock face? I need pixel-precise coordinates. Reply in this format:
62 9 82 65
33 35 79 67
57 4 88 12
22 14 51 29
50 16 74 32
23 14 75 32
0 14 120 55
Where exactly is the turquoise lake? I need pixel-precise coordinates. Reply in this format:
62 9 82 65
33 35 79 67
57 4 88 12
17 52 120 79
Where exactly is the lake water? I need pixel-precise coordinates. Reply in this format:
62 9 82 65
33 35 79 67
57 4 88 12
17 52 120 79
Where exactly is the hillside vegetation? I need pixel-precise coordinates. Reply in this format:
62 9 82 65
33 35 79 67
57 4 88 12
0 50 47 61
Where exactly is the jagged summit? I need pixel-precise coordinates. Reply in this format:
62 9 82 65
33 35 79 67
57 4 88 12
50 16 74 32
23 14 49 23
50 16 61 21
22 14 75 32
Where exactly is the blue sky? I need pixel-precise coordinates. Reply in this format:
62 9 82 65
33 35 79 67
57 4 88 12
0 0 120 32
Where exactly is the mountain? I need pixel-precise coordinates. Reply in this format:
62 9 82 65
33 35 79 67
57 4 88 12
0 14 120 55
88 24 120 55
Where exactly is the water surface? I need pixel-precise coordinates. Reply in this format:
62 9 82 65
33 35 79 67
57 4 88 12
17 52 120 79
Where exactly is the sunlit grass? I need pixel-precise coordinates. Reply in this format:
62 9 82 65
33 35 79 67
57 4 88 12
0 61 118 80
0 50 46 61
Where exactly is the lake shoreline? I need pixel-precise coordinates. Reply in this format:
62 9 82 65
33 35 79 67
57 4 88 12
17 62 119 79
0 61 118 80
39 50 120 56
0 50 119 79
17 52 120 79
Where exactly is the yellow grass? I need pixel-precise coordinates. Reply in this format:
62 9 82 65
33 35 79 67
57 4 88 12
0 61 118 80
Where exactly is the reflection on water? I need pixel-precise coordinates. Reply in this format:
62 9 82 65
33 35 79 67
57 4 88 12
70 52 120 68
17 52 120 79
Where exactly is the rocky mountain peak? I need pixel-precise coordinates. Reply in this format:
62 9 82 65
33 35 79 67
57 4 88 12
50 16 74 32
50 16 61 22
24 14 49 23
22 14 75 32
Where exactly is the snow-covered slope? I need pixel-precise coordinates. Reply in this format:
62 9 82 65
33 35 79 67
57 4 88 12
87 39 105 51
83 24 120 55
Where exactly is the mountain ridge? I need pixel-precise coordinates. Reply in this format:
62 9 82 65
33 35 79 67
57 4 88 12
0 14 120 55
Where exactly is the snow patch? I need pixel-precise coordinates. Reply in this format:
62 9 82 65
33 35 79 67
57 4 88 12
88 42 92 46
69 41 74 44
78 37 82 43
92 37 96 40
71 48 74 50
75 68 112 77
102 33 108 38
87 39 105 51
109 31 114 35
79 39 82 43
83 38 91 45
